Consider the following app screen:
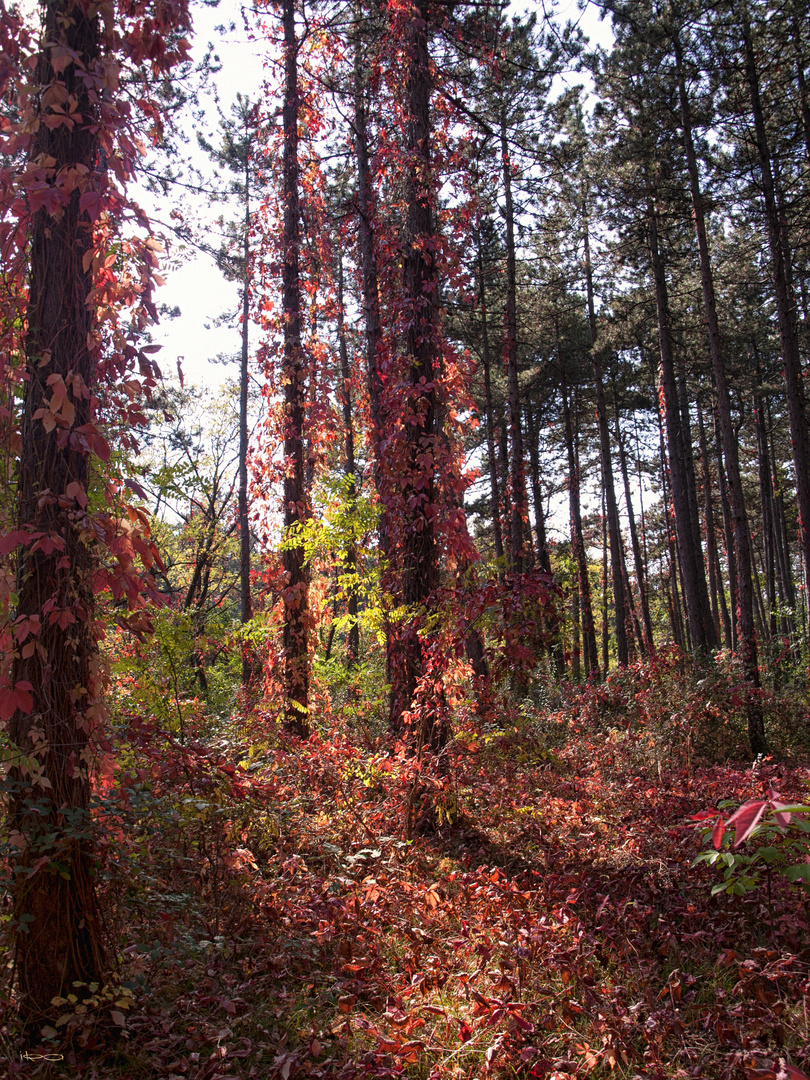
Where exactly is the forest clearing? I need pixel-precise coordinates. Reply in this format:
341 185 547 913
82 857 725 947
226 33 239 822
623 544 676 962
0 0 810 1075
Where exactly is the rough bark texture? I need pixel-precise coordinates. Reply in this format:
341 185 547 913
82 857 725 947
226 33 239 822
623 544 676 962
583 209 628 665
696 403 728 647
647 186 717 653
9 0 105 1026
562 376 599 679
239 140 253 685
281 0 310 735
656 402 686 650
476 243 504 563
500 110 528 573
673 28 764 754
525 403 564 676
337 252 359 668
388 0 443 749
614 391 654 653
353 21 385 492
740 3 810 605
713 407 739 654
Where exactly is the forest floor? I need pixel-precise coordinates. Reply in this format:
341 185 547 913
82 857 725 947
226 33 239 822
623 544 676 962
3 657 810 1080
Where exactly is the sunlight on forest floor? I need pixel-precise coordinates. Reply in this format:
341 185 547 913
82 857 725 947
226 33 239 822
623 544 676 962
3 658 808 1080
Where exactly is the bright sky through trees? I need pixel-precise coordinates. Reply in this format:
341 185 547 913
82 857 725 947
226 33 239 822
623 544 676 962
150 0 614 392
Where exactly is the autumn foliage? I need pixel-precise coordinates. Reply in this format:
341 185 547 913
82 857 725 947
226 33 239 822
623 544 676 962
1 0 810 1077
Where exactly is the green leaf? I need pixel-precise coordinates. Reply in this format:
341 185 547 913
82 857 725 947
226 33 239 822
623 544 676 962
784 864 810 884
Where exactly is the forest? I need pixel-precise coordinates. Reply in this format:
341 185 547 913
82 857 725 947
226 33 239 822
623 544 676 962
0 0 809 1076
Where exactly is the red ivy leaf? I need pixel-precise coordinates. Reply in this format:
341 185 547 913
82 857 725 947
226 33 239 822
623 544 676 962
725 800 767 847
712 815 726 849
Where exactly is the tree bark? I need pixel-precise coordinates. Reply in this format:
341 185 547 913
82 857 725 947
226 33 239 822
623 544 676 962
714 409 739 654
500 108 528 573
696 403 726 647
353 18 385 497
754 388 777 641
561 374 599 678
601 489 610 673
10 0 105 1025
583 208 628 665
280 0 310 736
612 386 654 653
740 2 810 606
239 126 253 685
673 27 764 754
647 183 717 653
657 412 686 649
388 0 444 749
337 250 359 668
526 402 564 676
765 396 797 646
525 404 551 575
476 240 504 563
571 582 581 682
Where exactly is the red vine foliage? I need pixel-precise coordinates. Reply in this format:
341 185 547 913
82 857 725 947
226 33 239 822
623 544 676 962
0 0 193 1022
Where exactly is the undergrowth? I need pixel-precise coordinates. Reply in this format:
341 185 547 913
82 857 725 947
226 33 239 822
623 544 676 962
0 649 809 1080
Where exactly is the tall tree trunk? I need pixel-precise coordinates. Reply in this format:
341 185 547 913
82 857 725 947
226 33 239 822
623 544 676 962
497 405 511 557
526 402 564 676
623 547 643 657
754 388 778 641
601 488 610 672
10 0 105 1024
765 395 797 647
525 404 551 575
280 0 309 735
562 374 599 678
337 250 359 668
353 17 386 540
571 584 582 682
388 0 444 749
583 207 629 664
696 403 726 646
673 28 764 753
612 388 654 652
657 415 686 649
740 2 810 604
789 0 810 161
500 108 528 572
476 240 504 563
239 134 253 686
634 415 651 594
714 410 739 653
647 183 717 653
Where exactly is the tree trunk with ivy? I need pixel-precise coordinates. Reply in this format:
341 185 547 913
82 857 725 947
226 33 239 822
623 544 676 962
388 0 444 751
8 0 105 1027
280 0 310 736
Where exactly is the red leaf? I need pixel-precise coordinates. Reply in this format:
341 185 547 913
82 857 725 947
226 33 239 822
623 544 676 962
768 789 794 829
0 690 15 721
712 815 726 849
0 529 28 555
725 800 767 847
66 481 87 509
79 189 102 219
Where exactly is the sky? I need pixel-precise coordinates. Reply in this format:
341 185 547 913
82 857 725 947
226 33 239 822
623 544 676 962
146 1 265 392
